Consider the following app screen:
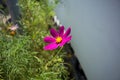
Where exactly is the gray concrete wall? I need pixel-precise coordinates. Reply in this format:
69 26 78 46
55 0 120 80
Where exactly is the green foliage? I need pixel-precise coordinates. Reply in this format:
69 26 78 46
0 35 33 80
19 0 57 31
0 0 71 80
0 33 70 80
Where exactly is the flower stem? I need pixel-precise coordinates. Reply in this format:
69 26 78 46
45 47 63 70
55 46 63 57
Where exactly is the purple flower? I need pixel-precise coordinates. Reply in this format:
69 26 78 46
44 26 72 50
9 24 19 31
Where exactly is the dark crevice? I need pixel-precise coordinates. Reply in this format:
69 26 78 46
64 44 87 80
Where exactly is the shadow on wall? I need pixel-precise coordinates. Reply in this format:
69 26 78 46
64 43 87 80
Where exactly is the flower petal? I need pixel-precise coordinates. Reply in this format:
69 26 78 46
50 28 58 38
59 36 72 47
44 36 55 43
59 26 64 36
63 27 71 38
44 43 58 50
9 24 19 31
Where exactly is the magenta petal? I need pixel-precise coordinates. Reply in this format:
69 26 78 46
63 27 71 38
50 28 58 37
59 36 72 47
59 26 64 36
44 43 58 50
44 36 55 43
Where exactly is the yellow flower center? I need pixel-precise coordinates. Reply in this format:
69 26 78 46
56 36 62 43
